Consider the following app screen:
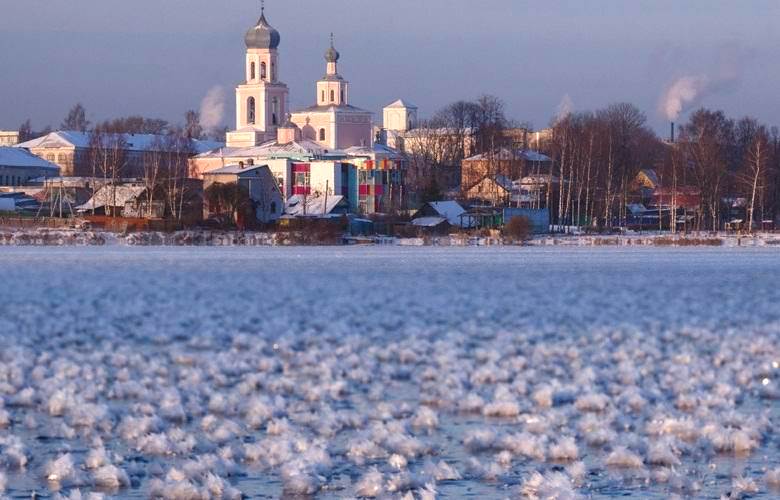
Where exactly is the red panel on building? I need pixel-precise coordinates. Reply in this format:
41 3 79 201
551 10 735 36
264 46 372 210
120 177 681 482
292 163 310 172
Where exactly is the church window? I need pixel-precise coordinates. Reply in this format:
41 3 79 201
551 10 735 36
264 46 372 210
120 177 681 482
340 89 344 103
319 128 326 141
321 90 325 103
260 62 267 80
272 97 279 126
330 90 335 103
271 63 275 81
247 97 256 125
250 62 256 80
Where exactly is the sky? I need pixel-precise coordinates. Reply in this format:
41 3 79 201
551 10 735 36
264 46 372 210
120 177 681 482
1 0 778 137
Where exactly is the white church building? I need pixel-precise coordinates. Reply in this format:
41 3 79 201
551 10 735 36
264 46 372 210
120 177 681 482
195 7 416 215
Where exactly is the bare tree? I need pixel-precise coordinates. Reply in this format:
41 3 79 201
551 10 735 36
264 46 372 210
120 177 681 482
61 103 90 132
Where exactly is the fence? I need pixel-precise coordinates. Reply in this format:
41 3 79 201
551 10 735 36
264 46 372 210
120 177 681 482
0 217 77 229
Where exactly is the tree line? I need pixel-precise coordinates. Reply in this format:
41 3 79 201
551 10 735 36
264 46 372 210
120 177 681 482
408 95 780 231
18 103 225 142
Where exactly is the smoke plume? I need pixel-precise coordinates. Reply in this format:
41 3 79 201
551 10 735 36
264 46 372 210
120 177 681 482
199 86 226 132
659 43 750 122
555 94 574 124
660 75 711 121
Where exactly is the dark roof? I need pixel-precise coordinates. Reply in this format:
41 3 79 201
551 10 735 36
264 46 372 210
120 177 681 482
245 14 280 49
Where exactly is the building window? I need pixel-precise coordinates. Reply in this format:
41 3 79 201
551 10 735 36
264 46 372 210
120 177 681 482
321 90 325 103
260 62 267 80
250 62 256 80
330 90 335 103
272 97 279 126
247 97 256 125
340 89 344 103
271 63 275 81
319 128 326 141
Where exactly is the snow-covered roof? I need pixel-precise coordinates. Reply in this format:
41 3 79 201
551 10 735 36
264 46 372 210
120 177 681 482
385 99 417 110
16 131 222 154
202 163 270 176
285 194 346 216
411 216 447 228
76 185 146 211
423 201 466 226
517 174 560 186
0 147 60 170
343 143 403 160
465 148 552 162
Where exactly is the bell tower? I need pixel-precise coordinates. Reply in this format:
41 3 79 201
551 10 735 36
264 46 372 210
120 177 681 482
227 2 290 148
316 34 349 107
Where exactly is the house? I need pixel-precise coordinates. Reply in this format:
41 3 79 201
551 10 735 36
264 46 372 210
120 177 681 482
652 187 701 211
75 179 203 222
16 131 221 177
511 174 559 209
413 200 475 228
461 148 552 195
202 162 284 223
410 216 452 234
0 131 20 147
629 169 660 204
463 175 513 206
76 184 152 217
193 124 405 216
0 147 59 186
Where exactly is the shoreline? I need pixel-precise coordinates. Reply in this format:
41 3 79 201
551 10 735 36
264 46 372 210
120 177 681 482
1 228 779 248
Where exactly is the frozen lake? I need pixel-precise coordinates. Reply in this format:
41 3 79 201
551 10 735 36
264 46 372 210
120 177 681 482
1 246 780 499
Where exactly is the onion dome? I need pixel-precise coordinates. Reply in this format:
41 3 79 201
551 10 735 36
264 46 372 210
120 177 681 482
245 13 280 49
324 33 340 63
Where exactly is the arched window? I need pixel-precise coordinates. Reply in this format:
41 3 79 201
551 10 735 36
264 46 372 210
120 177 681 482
319 128 326 141
260 62 267 80
272 97 279 126
271 63 275 81
321 90 325 103
330 90 335 103
340 89 344 103
247 97 256 125
250 62 256 80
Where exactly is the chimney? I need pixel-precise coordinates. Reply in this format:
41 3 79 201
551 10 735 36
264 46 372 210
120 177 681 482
239 161 245 169
247 159 254 166
670 122 675 143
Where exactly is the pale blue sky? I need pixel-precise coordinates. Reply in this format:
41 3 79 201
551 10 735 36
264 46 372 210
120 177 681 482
1 0 778 135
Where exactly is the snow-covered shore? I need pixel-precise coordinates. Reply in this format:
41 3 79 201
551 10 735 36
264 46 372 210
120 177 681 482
1 227 780 247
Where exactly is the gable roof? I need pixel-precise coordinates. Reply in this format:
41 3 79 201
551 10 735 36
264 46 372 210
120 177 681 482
343 143 403 160
0 147 60 170
422 201 465 225
385 99 418 110
202 163 271 176
464 148 552 162
76 185 146 211
284 194 347 216
17 131 222 154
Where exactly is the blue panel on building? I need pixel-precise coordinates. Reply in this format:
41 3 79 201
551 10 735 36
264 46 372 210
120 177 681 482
503 208 550 234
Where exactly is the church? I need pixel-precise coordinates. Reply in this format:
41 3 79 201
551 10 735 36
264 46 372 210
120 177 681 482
193 7 413 216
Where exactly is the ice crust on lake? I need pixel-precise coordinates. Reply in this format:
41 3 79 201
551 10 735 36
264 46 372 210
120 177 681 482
1 246 780 498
